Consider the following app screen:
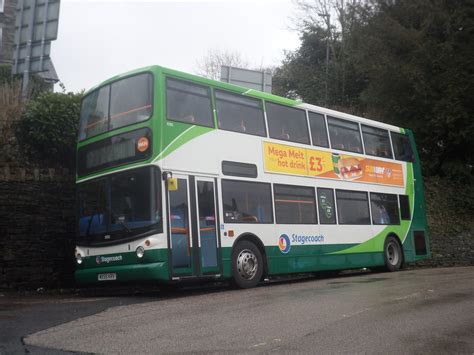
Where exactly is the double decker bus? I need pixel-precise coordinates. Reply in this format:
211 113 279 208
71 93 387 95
75 65 430 288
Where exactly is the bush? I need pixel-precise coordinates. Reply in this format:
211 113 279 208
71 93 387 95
20 91 83 168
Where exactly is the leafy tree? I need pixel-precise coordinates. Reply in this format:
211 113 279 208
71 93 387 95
274 0 474 180
348 0 474 179
19 91 83 169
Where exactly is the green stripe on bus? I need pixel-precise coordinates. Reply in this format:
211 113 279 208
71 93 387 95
329 162 415 255
155 124 214 161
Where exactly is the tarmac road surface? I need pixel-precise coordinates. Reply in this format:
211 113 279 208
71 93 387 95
2 266 473 354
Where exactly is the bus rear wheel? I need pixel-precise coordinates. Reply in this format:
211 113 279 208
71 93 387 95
232 241 263 289
384 236 403 272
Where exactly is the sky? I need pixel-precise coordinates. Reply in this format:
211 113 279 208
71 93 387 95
52 0 301 92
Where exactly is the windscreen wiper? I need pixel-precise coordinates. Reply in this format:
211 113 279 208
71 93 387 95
85 213 99 240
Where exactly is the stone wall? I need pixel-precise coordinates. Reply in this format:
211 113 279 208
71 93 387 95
0 83 76 289
417 178 474 268
0 170 76 289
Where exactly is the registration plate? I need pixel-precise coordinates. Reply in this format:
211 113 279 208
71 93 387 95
98 273 117 281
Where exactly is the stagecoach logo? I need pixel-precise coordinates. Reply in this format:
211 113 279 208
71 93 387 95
278 234 291 254
96 255 123 265
137 137 149 152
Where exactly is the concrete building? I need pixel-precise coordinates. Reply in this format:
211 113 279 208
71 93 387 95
1 0 59 87
0 0 17 65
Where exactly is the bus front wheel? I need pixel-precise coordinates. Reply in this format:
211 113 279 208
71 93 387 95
384 236 403 272
232 241 263 289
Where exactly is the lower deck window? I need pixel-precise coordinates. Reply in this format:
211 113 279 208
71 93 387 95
274 184 317 224
222 180 273 223
399 194 411 220
336 190 370 225
370 192 400 225
317 188 337 224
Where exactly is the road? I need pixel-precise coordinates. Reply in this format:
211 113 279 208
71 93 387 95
1 267 473 354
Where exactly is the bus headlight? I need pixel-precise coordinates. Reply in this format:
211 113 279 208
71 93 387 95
76 253 83 265
136 246 145 259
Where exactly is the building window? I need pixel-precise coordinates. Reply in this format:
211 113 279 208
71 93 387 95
0 25 3 52
266 102 310 145
274 184 317 224
222 180 273 223
215 90 266 136
0 0 4 13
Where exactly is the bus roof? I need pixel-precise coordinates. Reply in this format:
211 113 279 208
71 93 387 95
85 64 405 133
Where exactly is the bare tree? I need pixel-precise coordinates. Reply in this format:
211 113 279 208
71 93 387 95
293 0 364 102
195 48 249 80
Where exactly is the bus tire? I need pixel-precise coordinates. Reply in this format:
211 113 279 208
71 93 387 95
384 236 403 272
232 241 263 289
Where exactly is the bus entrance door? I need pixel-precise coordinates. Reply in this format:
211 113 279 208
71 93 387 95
168 175 220 278
193 177 220 276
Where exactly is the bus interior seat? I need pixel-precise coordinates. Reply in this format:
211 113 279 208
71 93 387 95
379 150 389 157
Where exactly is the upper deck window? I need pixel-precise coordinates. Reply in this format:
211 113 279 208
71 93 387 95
79 73 153 141
79 86 110 140
215 90 266 136
362 125 393 159
266 102 310 145
327 116 363 154
391 132 415 162
308 112 329 148
166 78 214 128
109 74 153 130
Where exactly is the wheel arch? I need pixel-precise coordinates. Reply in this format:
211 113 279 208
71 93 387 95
233 233 269 278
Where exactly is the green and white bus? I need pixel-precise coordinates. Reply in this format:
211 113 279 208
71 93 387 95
75 65 430 288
